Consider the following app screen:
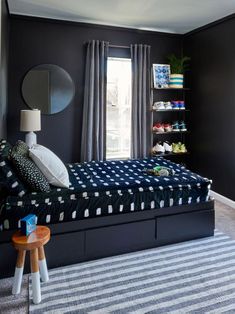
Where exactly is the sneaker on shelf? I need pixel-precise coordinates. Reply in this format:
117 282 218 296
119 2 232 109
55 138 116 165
164 123 172 132
152 142 165 154
171 101 180 110
172 142 187 153
163 141 172 153
172 142 181 153
178 101 185 110
153 123 164 133
172 121 180 132
153 101 165 110
164 102 172 110
179 143 187 153
179 121 187 131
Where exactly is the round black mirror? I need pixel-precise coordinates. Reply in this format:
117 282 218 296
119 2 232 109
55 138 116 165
22 64 75 115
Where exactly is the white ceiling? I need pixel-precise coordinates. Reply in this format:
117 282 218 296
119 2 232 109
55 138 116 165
7 0 235 34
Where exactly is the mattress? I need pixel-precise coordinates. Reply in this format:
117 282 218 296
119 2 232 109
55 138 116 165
0 157 212 231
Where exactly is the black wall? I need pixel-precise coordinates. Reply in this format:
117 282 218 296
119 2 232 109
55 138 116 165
184 17 235 200
8 16 182 162
8 14 235 199
0 0 9 139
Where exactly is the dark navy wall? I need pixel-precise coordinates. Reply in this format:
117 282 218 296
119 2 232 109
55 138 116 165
8 16 182 162
184 16 235 200
0 0 9 139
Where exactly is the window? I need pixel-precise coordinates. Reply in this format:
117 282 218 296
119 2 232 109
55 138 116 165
106 57 132 159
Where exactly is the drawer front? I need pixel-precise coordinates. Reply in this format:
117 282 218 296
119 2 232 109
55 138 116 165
156 209 215 245
45 231 85 268
86 219 156 258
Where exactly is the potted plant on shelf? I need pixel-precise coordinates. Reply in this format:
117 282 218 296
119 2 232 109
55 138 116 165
167 54 190 88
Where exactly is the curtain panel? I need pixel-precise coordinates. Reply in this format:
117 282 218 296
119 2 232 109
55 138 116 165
80 40 109 162
131 44 151 159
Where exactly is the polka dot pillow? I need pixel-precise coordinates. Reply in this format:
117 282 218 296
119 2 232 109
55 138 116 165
10 141 51 193
0 139 27 197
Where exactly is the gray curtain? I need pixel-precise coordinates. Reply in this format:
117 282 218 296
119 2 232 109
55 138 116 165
131 44 151 159
81 40 109 162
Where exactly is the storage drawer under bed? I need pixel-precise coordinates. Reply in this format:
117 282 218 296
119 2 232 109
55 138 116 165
156 209 215 245
85 219 156 258
84 208 214 258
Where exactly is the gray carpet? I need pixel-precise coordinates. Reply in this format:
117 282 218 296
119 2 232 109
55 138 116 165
0 275 29 314
29 230 235 313
1 200 235 314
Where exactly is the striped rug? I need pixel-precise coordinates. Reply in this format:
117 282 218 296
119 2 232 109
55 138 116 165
29 231 235 313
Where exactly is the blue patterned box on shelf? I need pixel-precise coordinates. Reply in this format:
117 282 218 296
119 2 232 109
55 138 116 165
152 64 170 88
20 214 37 236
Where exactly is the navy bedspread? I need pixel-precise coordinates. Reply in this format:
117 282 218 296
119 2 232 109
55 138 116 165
0 157 211 231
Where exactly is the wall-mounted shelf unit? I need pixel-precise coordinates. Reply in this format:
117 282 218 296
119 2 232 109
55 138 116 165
151 87 190 159
153 131 189 135
152 88 191 91
152 152 190 157
152 109 190 112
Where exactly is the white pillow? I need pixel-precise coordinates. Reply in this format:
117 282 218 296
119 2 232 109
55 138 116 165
29 144 70 188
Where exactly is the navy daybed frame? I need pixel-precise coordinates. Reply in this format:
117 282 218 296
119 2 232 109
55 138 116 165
0 199 214 279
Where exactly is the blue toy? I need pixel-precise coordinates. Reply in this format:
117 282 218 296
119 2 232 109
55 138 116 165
20 214 37 236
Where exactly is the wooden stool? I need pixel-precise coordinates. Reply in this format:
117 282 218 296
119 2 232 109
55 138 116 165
12 226 50 304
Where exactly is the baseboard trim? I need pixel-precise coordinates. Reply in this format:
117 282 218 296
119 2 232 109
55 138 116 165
210 190 235 208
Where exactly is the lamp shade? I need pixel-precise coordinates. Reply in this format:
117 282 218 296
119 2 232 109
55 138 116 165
20 109 41 132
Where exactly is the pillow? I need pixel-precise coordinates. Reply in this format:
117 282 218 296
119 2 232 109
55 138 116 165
11 140 28 156
10 141 51 193
0 139 27 197
29 144 69 188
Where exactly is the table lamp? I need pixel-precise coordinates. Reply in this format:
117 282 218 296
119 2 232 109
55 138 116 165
20 109 41 147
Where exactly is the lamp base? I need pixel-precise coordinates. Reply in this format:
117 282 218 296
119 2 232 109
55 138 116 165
25 132 37 148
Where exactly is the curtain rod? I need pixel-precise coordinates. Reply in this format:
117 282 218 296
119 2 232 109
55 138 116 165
84 41 130 49
109 44 130 49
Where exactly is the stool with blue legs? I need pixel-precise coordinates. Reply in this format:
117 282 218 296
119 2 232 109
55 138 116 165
12 226 50 304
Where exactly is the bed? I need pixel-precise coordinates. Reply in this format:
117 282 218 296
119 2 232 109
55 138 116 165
0 157 215 278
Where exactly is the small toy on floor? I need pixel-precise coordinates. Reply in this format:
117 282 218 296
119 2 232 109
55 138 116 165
144 166 175 176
